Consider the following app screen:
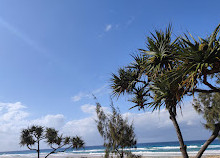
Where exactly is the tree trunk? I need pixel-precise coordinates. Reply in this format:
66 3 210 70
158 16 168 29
195 123 220 158
45 151 55 158
121 152 124 158
37 140 40 158
169 109 189 158
121 149 124 158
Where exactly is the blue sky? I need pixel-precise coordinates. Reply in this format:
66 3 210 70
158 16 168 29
0 0 219 151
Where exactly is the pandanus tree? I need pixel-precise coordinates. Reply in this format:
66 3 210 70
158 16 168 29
111 24 220 158
20 125 85 158
44 128 84 158
177 24 220 158
111 25 189 158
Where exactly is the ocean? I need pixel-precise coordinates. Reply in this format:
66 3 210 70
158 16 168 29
0 140 219 157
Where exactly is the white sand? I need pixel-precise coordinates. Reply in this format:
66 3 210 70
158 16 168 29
0 153 220 158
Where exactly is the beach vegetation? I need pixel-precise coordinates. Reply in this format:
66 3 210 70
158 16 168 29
193 92 220 157
20 125 85 158
110 24 220 158
95 101 137 158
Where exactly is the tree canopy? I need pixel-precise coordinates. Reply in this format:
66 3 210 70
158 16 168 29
111 24 220 158
96 101 137 158
20 125 85 158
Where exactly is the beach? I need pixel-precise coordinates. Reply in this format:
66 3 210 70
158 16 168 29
0 152 219 158
0 155 219 158
0 140 219 158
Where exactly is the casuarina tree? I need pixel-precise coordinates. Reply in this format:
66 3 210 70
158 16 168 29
193 92 220 157
96 101 137 158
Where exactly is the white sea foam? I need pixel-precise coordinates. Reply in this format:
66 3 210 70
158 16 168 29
132 150 220 156
151 145 198 150
208 145 220 148
72 149 105 152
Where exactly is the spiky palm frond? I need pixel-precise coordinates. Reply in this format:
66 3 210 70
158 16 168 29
111 68 139 97
30 125 44 139
129 53 148 74
20 129 35 146
148 73 184 113
72 136 85 149
129 86 150 110
20 125 44 148
178 24 220 91
45 128 59 145
140 25 179 77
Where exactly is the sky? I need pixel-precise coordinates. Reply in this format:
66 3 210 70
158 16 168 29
0 0 219 152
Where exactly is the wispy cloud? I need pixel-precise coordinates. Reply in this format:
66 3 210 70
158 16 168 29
71 92 90 102
71 85 109 102
126 16 135 26
105 24 112 32
99 16 135 38
0 16 47 55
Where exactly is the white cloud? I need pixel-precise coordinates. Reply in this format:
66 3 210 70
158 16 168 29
72 95 82 102
0 102 66 151
0 102 29 123
32 114 65 129
62 117 102 145
81 104 96 114
105 24 112 32
123 101 210 143
0 101 212 152
80 103 110 116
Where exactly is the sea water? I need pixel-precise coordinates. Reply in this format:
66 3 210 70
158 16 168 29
0 140 219 157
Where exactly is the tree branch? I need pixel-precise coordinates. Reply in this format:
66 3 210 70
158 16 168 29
59 145 73 152
194 89 220 93
50 144 56 150
136 79 149 87
27 145 37 151
45 144 67 158
195 123 220 158
206 68 220 75
202 73 220 92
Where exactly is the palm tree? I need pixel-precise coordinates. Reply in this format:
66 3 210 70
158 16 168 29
111 24 220 158
111 26 189 158
150 74 188 157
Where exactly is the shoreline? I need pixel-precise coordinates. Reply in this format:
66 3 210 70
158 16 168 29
0 152 220 158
